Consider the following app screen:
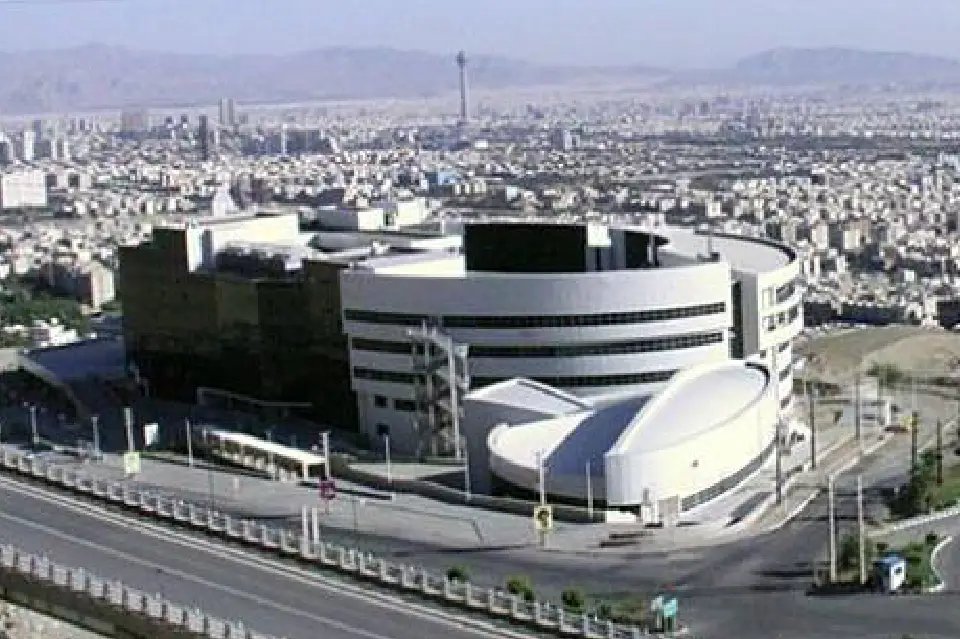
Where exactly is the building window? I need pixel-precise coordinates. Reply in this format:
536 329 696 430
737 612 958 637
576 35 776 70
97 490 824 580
353 368 418 384
352 332 725 359
394 399 417 412
343 302 727 331
472 369 677 389
374 395 388 408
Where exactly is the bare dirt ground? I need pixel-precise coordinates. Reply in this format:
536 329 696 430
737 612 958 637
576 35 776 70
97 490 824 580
796 326 960 383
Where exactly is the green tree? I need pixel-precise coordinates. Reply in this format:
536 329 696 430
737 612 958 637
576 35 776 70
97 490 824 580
839 534 859 571
505 575 536 603
446 565 469 583
561 588 585 613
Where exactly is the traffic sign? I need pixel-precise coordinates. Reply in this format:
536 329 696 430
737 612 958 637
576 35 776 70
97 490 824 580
122 451 141 476
533 505 553 532
650 595 664 612
662 597 678 618
319 479 336 501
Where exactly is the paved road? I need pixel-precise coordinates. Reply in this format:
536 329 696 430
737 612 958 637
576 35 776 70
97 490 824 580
2 387 959 637
0 479 528 639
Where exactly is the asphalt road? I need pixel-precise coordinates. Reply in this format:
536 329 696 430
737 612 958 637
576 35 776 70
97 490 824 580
3 388 960 638
0 480 528 639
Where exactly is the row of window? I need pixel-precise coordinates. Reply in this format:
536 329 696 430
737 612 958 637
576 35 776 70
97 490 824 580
343 302 727 330
473 369 677 389
352 332 725 359
354 366 678 390
763 304 801 333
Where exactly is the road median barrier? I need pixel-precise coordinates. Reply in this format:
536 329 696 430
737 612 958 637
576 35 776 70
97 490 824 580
0 447 656 639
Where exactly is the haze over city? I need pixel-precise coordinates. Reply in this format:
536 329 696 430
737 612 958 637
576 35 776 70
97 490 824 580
0 0 958 68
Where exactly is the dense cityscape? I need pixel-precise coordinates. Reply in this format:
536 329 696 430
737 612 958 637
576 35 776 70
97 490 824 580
6 4 960 638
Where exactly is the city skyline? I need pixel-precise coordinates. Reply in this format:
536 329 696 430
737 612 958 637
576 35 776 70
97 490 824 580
0 0 959 69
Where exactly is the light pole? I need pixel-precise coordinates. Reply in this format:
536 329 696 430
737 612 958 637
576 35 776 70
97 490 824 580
384 433 392 485
185 418 194 468
91 414 100 458
461 437 471 502
586 460 594 520
207 467 216 512
536 450 547 506
28 404 38 448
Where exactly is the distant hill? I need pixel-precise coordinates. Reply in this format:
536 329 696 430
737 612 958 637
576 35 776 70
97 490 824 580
0 44 664 114
3 44 958 115
673 47 960 87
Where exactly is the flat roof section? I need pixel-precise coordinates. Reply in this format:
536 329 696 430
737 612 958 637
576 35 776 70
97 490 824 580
466 377 593 419
659 227 794 273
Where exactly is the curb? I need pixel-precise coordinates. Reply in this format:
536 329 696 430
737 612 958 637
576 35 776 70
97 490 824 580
925 535 954 593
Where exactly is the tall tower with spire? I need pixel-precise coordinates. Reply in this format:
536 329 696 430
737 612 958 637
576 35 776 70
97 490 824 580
456 50 469 125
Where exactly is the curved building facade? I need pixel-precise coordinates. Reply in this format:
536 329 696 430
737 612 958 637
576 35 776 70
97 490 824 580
483 360 776 517
340 221 802 455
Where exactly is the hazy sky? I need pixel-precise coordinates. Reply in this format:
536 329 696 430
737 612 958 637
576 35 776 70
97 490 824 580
0 0 958 68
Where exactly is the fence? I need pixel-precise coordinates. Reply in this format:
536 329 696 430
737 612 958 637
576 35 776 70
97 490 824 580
0 543 277 639
0 448 651 639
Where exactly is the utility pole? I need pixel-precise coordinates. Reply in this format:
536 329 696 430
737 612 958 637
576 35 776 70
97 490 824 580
808 381 817 470
773 349 783 506
937 419 944 486
185 418 194 468
854 371 862 455
911 410 920 477
28 404 38 448
123 406 135 452
828 474 838 584
857 474 866 585
91 414 100 458
586 460 594 520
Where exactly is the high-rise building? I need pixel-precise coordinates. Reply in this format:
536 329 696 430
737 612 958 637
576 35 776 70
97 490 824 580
218 98 237 128
456 50 469 124
18 131 35 162
198 115 210 161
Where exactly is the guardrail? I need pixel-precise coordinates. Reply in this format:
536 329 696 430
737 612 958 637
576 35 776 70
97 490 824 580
0 449 652 638
0 543 278 639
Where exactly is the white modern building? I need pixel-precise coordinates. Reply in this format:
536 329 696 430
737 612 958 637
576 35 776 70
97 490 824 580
0 170 48 210
339 219 802 458
469 359 777 520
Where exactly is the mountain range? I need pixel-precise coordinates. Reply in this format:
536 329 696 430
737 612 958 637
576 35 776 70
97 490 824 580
0 45 959 114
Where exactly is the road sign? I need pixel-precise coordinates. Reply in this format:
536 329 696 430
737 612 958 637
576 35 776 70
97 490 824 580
533 505 553 532
662 597 678 618
122 451 141 476
319 479 336 501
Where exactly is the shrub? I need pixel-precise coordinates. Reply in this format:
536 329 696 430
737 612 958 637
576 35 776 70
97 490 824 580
926 531 940 547
875 541 889 555
596 602 613 620
561 588 585 613
505 575 536 602
446 565 469 583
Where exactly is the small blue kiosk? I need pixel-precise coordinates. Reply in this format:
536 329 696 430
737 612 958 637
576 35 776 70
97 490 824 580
874 554 907 593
